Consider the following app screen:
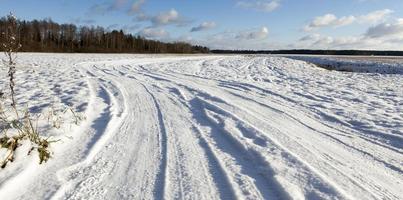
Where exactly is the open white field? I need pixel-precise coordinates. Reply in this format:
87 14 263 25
286 55 403 74
0 53 402 200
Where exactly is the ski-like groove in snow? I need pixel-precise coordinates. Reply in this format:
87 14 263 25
141 84 168 200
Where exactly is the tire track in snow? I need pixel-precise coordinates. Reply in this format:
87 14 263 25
139 73 296 199
51 64 128 199
175 57 402 199
188 97 289 200
136 68 350 199
136 61 399 199
165 89 239 200
219 80 403 158
7 54 399 200
222 87 403 174
149 83 233 199
141 84 168 200
131 75 237 199
53 61 170 199
192 94 352 199
176 76 388 199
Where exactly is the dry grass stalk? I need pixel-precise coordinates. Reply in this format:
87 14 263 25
0 13 83 169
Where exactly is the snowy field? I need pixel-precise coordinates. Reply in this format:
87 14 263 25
286 55 403 74
0 53 402 199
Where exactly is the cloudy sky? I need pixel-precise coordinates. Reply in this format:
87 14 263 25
1 0 403 50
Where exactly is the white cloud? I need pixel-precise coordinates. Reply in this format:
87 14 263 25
335 16 356 27
306 14 337 30
236 0 280 12
138 27 169 38
299 34 321 42
304 14 355 31
152 9 179 25
365 19 403 38
236 27 269 40
304 9 393 31
190 26 276 50
133 8 191 27
358 9 393 24
294 34 370 49
128 0 146 15
294 23 403 50
190 22 216 32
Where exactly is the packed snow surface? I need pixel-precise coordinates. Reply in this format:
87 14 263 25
0 53 402 200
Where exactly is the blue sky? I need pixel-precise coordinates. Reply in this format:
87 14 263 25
1 0 403 50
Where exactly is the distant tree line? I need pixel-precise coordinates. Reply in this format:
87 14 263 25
0 16 209 54
212 49 403 56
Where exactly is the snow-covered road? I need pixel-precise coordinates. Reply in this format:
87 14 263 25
0 54 402 199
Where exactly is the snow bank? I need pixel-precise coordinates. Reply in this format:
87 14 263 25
286 55 403 74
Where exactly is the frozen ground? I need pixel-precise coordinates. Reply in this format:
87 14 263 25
0 53 402 200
